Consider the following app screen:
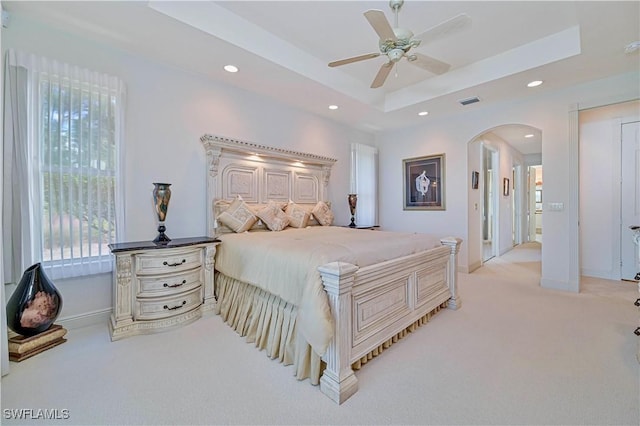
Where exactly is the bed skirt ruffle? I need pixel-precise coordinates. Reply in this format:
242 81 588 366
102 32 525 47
214 271 324 384
214 271 450 385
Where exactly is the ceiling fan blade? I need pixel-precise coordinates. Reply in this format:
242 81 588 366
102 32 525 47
364 10 397 41
328 53 380 68
371 62 394 88
414 13 472 45
409 53 451 75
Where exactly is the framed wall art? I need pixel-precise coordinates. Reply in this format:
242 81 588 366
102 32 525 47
403 154 445 210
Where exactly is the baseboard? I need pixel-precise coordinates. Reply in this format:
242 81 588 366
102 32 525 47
541 277 579 293
499 246 513 257
57 309 111 331
464 261 482 273
581 269 617 281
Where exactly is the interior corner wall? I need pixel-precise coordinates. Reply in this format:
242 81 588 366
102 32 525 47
1 14 373 328
376 71 640 285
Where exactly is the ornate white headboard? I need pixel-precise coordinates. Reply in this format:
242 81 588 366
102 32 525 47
201 134 337 237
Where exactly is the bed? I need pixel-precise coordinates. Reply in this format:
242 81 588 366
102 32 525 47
201 134 462 404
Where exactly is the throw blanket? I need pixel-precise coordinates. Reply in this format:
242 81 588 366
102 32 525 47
215 226 442 356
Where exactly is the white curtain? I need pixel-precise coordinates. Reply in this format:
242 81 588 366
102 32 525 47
3 49 126 283
3 50 38 284
350 143 378 227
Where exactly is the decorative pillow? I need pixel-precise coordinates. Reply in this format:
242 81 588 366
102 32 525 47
311 201 334 226
256 200 290 231
285 202 311 228
217 196 258 233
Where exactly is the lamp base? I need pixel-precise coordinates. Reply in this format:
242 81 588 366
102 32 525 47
153 224 171 244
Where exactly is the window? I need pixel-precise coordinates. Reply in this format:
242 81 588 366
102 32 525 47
350 143 378 226
3 50 125 281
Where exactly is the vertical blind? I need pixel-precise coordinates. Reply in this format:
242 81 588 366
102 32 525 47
3 49 126 282
350 143 378 227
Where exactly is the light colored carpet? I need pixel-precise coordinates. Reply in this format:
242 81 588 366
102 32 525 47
1 243 638 425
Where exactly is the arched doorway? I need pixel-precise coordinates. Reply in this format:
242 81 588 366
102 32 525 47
467 124 542 272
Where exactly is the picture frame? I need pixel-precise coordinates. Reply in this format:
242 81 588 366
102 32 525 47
503 178 510 196
471 171 479 190
403 154 445 210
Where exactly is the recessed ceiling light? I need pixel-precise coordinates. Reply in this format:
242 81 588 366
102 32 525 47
224 65 239 73
418 111 429 116
524 134 534 138
328 105 338 110
527 80 543 87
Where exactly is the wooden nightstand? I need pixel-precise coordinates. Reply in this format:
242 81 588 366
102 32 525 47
108 236 220 341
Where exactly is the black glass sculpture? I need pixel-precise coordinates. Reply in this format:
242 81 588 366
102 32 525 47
6 263 62 336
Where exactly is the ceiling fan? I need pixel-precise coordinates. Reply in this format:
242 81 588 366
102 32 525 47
328 0 471 88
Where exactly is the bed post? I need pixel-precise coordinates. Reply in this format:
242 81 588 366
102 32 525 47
441 237 463 310
202 139 222 238
318 261 359 404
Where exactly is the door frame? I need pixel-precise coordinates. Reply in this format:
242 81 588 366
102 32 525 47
620 119 640 280
481 144 499 263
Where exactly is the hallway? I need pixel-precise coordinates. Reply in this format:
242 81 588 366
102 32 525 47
473 242 637 303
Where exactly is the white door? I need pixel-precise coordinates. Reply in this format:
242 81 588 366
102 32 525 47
621 121 640 281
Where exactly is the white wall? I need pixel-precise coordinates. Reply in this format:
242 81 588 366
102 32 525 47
579 101 640 280
444 130 526 273
376 72 640 290
1 13 373 327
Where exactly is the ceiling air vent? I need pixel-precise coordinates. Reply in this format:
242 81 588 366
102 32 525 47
458 96 480 106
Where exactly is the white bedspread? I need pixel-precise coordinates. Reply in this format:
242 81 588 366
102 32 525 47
215 226 442 356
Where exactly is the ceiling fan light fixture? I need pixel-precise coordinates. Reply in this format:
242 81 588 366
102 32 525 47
327 2 470 88
387 49 404 62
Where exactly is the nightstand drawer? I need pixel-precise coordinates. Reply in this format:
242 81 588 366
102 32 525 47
135 287 202 321
137 268 202 298
135 248 201 275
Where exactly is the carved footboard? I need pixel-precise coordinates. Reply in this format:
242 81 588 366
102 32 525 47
318 237 462 404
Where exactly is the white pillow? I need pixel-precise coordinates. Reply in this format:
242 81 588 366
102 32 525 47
285 202 311 228
311 201 334 226
256 200 290 231
217 197 258 233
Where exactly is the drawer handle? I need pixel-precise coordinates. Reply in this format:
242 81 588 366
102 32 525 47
163 259 186 267
164 301 187 311
164 280 186 288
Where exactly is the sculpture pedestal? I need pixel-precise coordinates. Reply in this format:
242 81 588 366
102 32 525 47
8 324 67 362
